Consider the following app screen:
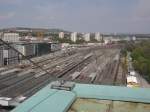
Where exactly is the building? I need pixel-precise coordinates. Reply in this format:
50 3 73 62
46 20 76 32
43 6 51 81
132 36 136 41
103 36 112 44
34 42 61 56
0 32 2 37
14 42 36 58
3 33 20 42
14 42 61 58
59 32 64 39
83 33 90 42
71 32 77 42
0 41 61 66
0 44 3 66
12 81 150 112
95 32 102 41
0 44 19 66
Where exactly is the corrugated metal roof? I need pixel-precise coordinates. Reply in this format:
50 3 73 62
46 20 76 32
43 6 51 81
12 83 150 112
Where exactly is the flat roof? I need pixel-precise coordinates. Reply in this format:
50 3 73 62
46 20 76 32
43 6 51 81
12 83 150 112
68 98 150 112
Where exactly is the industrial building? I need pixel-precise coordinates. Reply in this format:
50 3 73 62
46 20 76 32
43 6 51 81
0 43 4 66
12 81 150 112
0 44 19 66
14 42 36 58
34 42 61 56
0 41 61 66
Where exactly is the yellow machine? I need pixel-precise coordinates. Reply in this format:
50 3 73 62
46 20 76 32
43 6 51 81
37 32 44 41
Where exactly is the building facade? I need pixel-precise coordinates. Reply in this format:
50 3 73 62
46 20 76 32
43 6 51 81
1 44 19 66
71 32 77 42
14 43 36 58
3 33 20 42
59 32 64 39
95 32 102 41
83 33 90 42
0 44 3 66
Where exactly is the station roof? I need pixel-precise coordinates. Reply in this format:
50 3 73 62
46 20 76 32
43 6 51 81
12 83 150 112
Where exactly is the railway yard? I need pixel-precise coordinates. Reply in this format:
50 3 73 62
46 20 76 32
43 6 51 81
0 45 127 112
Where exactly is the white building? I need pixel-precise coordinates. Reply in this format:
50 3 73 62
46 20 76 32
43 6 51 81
71 32 77 42
59 32 64 39
83 33 90 42
3 33 20 42
95 32 102 41
132 36 136 41
103 36 113 44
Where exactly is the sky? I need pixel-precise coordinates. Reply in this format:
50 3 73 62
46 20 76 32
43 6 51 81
0 0 150 33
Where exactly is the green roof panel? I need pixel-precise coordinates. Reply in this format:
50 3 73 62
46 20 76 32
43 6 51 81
12 83 150 112
74 84 150 103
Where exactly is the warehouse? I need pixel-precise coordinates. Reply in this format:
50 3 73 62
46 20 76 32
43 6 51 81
0 42 35 66
34 42 61 56
0 42 61 66
13 42 36 58
1 44 19 66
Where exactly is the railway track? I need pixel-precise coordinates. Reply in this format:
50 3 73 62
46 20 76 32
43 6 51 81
0 51 94 102
0 47 125 110
0 53 84 91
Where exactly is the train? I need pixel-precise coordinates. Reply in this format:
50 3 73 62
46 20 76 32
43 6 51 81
127 71 140 88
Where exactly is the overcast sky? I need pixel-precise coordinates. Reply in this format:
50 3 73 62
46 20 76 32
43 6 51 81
0 0 150 33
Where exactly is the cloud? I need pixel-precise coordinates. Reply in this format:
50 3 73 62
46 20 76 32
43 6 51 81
0 0 23 5
0 12 15 20
133 0 150 20
0 0 150 33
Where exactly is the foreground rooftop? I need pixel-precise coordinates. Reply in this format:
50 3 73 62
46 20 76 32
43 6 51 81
12 82 150 112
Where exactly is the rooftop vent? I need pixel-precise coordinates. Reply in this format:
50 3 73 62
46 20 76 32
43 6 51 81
51 81 75 91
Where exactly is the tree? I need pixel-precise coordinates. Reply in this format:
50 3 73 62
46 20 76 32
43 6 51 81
130 40 150 82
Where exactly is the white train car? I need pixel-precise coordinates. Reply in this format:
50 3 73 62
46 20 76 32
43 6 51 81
127 75 139 88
